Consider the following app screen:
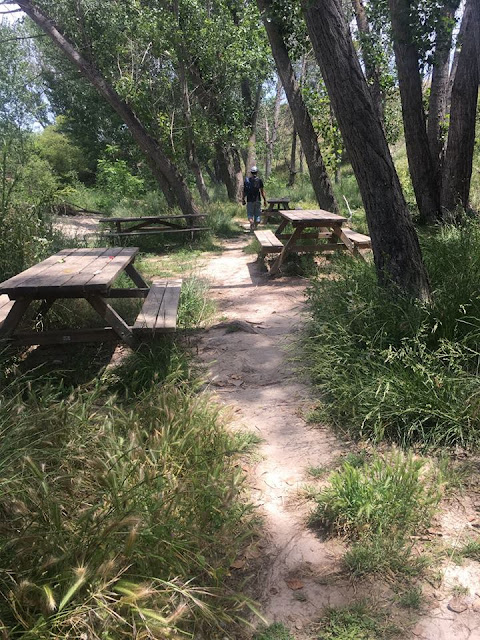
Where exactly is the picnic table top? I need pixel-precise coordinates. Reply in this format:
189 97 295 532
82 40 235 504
0 247 138 297
278 209 347 225
267 198 290 203
100 213 206 223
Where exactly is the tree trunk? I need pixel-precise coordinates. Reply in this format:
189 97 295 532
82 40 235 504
447 8 468 108
388 0 441 224
178 60 210 203
302 0 431 300
288 128 296 186
265 76 282 179
351 0 384 123
441 1 479 214
427 0 460 177
258 0 339 213
215 144 243 202
18 0 200 218
242 80 262 172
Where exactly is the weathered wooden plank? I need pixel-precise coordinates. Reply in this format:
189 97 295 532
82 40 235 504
254 230 284 250
82 248 138 291
125 263 148 288
87 295 135 346
134 281 168 331
0 297 31 338
341 228 372 247
156 279 182 332
106 227 208 236
133 279 182 333
0 248 79 293
100 213 207 223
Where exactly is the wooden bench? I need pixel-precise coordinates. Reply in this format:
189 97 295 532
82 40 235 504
0 294 14 329
104 227 208 237
334 228 371 257
254 230 284 255
100 214 208 238
133 279 182 334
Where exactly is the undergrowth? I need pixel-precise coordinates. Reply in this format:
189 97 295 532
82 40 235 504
310 451 441 577
305 221 480 449
0 280 253 638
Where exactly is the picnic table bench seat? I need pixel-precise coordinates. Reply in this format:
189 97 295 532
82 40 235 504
133 279 182 334
105 227 208 237
337 228 372 250
254 229 284 255
0 295 14 328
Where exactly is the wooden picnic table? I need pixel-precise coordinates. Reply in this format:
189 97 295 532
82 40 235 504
255 209 371 275
99 213 208 237
0 247 182 347
263 198 290 223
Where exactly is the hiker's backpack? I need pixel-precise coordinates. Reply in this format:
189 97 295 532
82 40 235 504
244 176 261 198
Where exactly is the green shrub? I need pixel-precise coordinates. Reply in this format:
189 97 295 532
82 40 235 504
312 452 440 540
317 601 400 639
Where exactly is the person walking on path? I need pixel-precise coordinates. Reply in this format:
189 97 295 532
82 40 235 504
242 166 267 231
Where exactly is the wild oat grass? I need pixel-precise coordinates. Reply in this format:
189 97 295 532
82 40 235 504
0 368 254 638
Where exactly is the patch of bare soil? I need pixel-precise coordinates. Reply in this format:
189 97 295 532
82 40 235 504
196 236 480 639
54 214 102 239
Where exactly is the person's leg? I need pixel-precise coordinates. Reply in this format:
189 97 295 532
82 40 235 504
253 201 261 229
246 202 255 231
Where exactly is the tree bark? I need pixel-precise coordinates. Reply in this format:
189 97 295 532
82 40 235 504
178 60 210 203
258 0 339 213
265 76 282 179
302 0 430 300
388 0 441 224
242 79 262 173
441 1 479 214
18 0 200 218
215 143 243 202
351 0 384 123
288 128 296 186
427 0 460 177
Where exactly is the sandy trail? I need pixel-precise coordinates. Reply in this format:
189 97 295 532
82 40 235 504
197 237 355 634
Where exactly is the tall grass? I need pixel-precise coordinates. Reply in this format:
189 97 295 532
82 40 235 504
305 221 480 449
0 280 253 638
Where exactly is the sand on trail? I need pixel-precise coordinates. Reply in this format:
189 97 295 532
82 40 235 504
197 236 480 639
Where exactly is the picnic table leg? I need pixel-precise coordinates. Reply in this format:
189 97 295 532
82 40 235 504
274 219 289 237
269 225 304 276
0 297 31 339
125 263 149 288
86 295 135 347
332 226 355 253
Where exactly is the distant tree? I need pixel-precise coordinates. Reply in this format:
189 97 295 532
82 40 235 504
35 117 90 181
17 0 200 217
257 0 339 212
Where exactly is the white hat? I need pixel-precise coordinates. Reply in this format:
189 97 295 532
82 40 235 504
250 166 258 173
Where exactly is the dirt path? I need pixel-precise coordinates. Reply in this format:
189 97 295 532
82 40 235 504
197 237 356 635
197 236 480 639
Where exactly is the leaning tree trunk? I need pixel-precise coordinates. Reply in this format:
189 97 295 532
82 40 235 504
351 0 384 123
388 0 441 224
427 0 460 178
258 0 339 213
18 0 200 218
441 1 479 214
302 0 431 300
